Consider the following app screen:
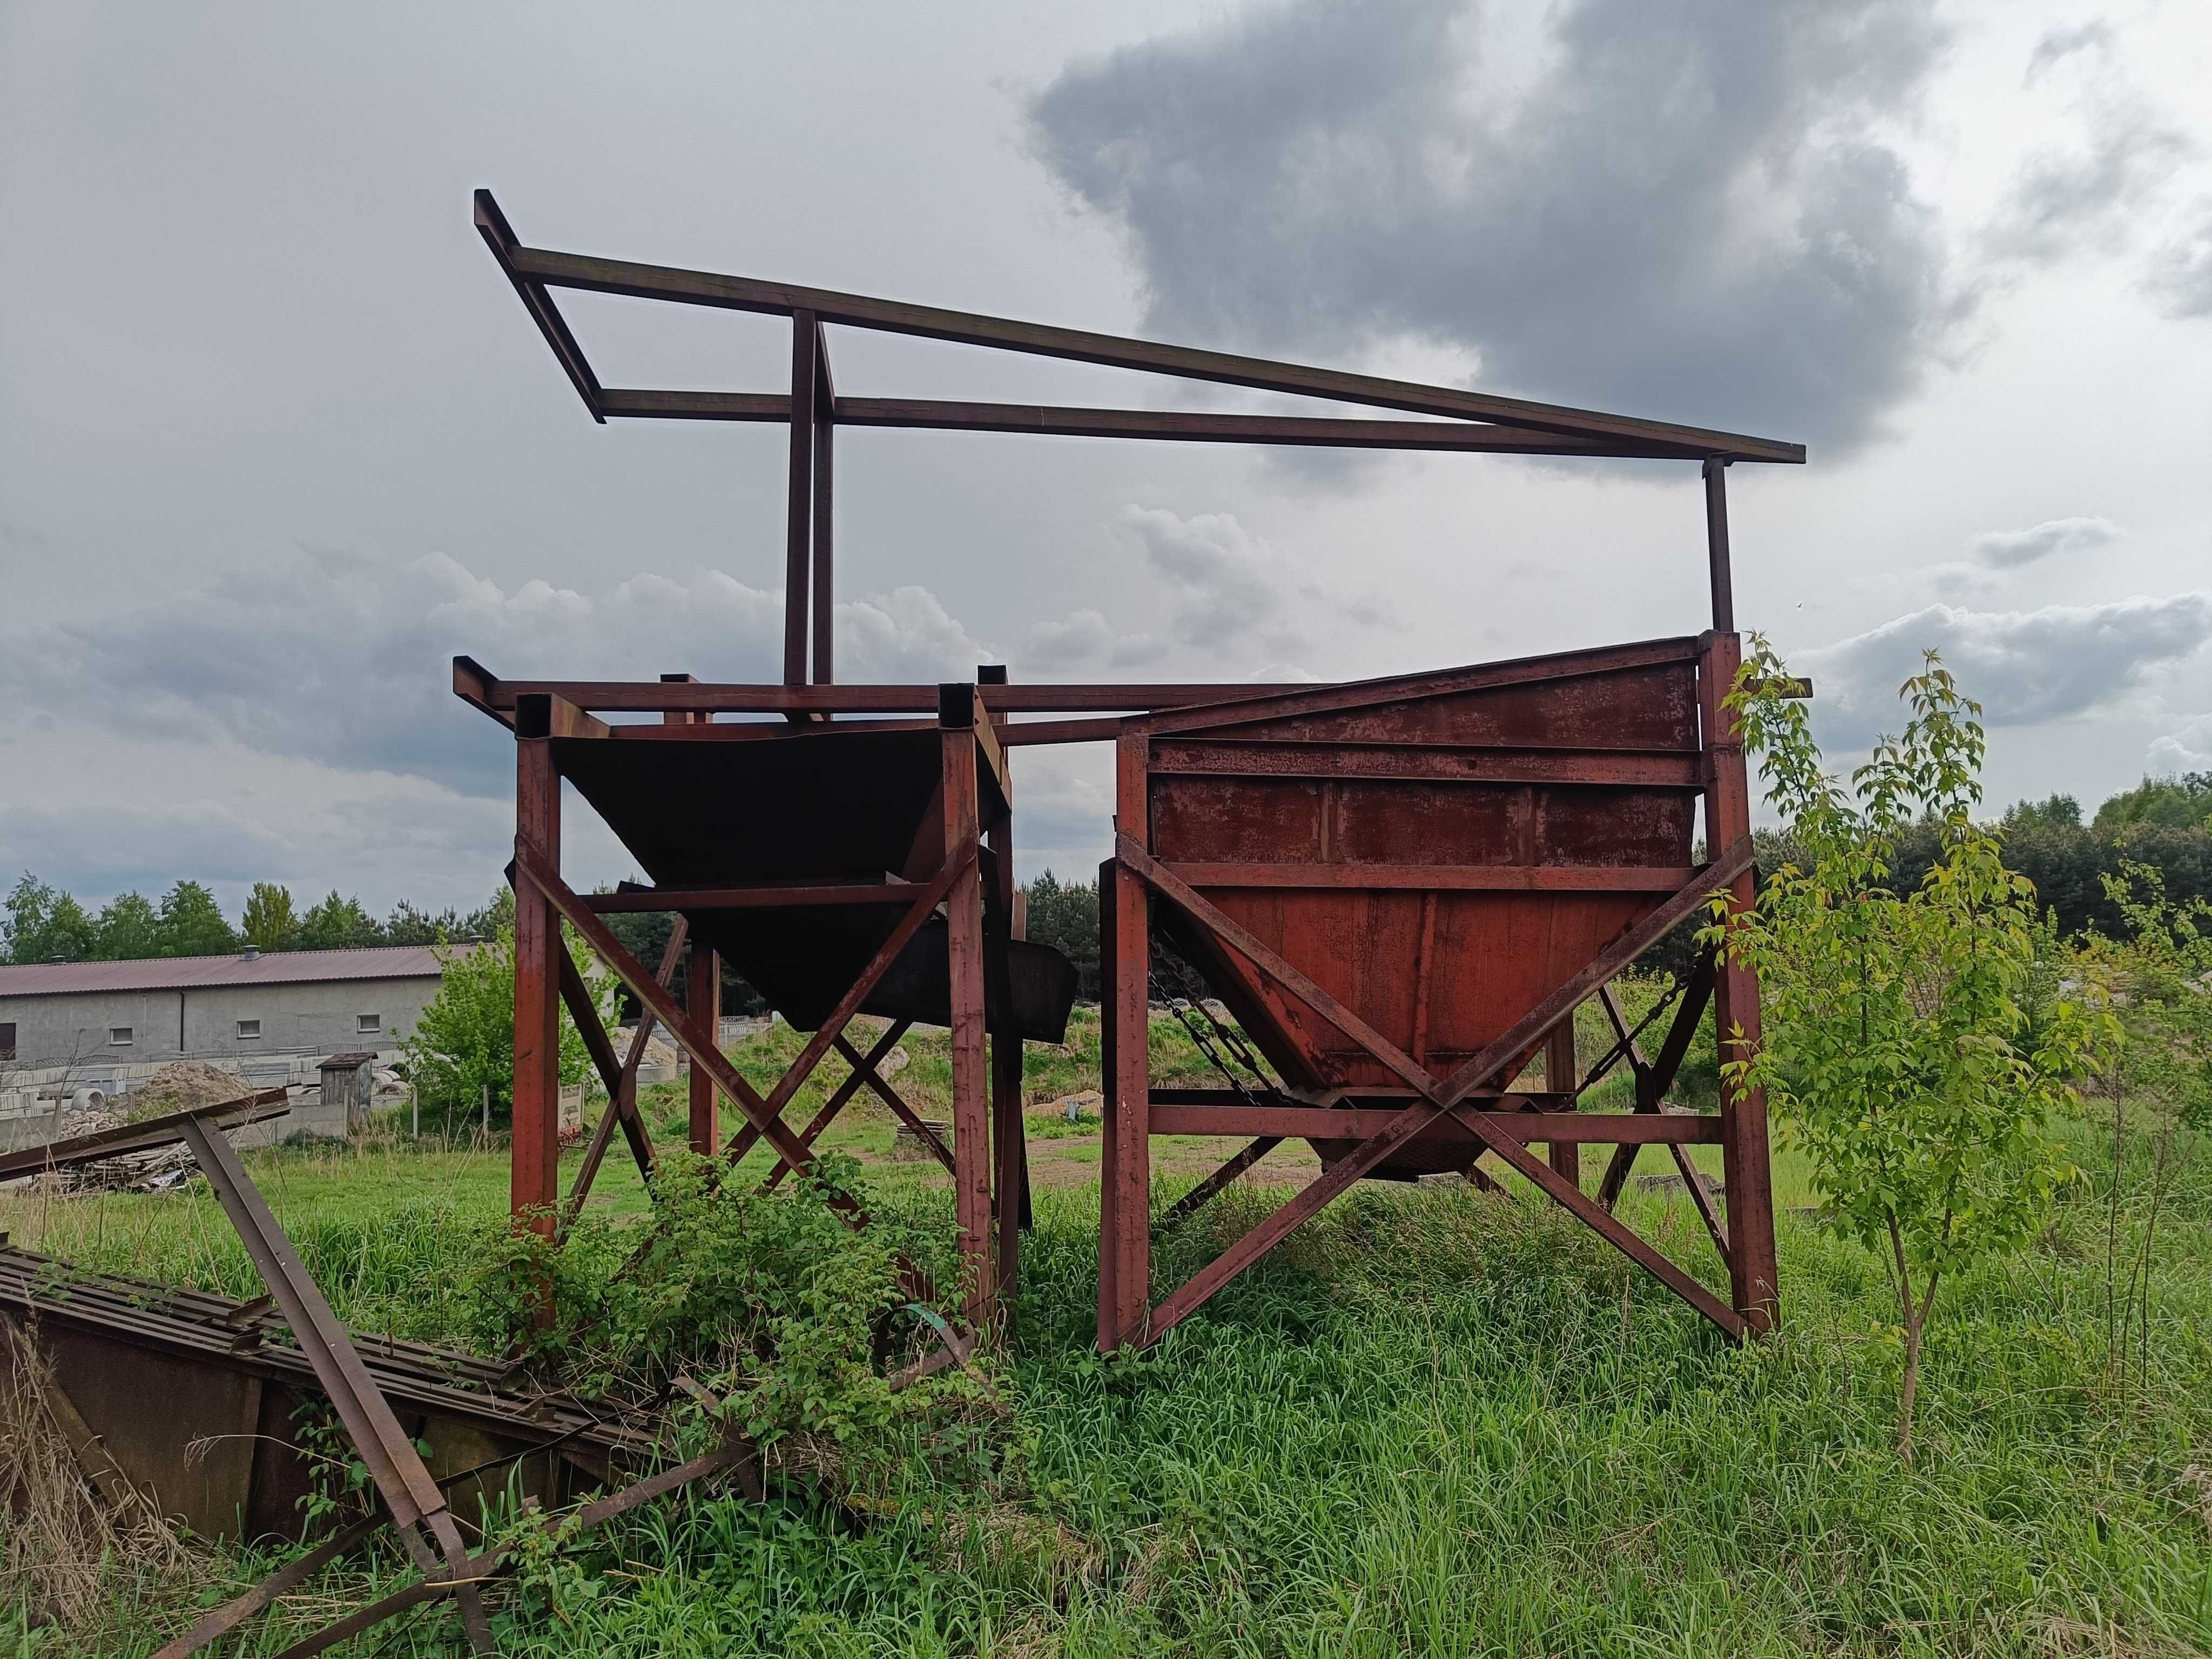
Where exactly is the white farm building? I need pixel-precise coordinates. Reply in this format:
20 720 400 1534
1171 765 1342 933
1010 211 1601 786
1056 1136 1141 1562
0 945 460 1085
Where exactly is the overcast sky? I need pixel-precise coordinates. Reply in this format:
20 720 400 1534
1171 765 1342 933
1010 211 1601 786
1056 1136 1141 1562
3 1 2209 916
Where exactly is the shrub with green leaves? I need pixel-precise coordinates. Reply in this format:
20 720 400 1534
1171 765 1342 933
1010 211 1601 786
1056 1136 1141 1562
400 924 609 1121
1710 641 2119 1458
465 1152 1007 1505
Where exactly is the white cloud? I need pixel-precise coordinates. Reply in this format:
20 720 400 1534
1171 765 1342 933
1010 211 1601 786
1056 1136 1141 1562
1982 24 2195 268
2147 714 2212 776
1967 516 2123 570
1800 593 2212 747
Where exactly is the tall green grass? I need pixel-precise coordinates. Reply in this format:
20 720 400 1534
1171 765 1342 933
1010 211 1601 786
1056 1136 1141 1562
5 1075 2210 1654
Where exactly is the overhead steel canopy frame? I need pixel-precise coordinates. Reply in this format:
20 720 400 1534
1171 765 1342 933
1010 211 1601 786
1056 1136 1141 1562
468 190 1802 1348
473 188 1803 691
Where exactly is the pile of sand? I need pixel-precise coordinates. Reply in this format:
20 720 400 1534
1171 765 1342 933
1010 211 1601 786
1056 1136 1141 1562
127 1060 255 1118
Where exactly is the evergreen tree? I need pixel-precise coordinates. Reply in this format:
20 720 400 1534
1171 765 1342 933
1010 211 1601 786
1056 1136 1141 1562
1022 869 1101 999
385 901 463 946
156 880 239 957
297 889 383 949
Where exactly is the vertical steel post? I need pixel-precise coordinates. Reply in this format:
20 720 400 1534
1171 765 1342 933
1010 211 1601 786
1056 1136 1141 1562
686 946 720 1155
941 692 994 1315
987 820 1026 1307
1545 1017 1580 1188
811 322 835 684
1703 457 1735 635
512 727 562 1235
1700 629 1778 1332
1100 735 1153 1350
784 311 819 687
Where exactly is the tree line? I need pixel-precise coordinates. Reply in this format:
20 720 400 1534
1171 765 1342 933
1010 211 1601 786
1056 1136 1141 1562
7 770 2202 976
2 875 514 965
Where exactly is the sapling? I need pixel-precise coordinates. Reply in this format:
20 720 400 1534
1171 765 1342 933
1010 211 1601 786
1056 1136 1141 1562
1708 643 2115 1459
2080 862 2212 1405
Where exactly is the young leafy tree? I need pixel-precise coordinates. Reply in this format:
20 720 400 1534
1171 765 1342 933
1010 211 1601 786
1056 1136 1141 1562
2092 771 2212 833
241 882 300 953
297 890 384 950
1708 642 2116 1459
156 880 239 957
92 892 160 960
2078 864 2212 1402
401 926 605 1121
3 874 97 963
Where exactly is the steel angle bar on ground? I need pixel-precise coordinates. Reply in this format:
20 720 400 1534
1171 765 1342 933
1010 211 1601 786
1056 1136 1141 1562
0 1088 288 1180
173 1118 496 1653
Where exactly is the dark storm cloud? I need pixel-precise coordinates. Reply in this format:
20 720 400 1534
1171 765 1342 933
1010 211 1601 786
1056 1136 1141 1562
0 550 993 800
1028 0 1959 453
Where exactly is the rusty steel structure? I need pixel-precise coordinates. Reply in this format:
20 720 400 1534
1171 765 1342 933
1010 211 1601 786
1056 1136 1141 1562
0 1092 761 1656
468 188 1802 1343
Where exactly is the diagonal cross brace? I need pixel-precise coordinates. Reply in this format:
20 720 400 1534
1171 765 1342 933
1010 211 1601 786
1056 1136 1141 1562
1593 974 1729 1259
1117 835 1754 1343
719 844 976 1160
561 916 688 1233
832 1029 956 1176
740 1019 912 1184
512 837 862 1223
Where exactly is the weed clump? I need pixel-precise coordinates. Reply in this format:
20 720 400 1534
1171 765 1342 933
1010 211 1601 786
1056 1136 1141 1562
463 1151 1018 1510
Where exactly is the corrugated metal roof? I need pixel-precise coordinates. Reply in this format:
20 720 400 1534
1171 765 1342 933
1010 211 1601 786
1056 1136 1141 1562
0 944 475 1000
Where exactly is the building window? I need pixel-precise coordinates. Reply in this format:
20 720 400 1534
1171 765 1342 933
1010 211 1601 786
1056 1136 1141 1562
356 1013 382 1036
109 1026 133 1047
237 1019 262 1041
0 1022 14 1061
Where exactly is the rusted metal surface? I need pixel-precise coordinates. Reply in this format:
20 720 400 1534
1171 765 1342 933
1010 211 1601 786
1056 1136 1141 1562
473 189 1804 463
466 192 1793 1353
177 1114 495 1649
1080 610 1786 1350
0 1247 656 1541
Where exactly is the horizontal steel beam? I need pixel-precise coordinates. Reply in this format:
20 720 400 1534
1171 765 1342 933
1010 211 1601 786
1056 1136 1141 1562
476 191 1801 462
1149 1104 1723 1142
1148 741 1704 788
594 390 1709 458
1159 861 1701 893
456 659 1306 717
585 880 927 912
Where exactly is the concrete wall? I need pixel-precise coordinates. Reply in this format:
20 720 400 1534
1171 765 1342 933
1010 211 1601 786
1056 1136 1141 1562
0 1091 352 1155
0 975 443 1075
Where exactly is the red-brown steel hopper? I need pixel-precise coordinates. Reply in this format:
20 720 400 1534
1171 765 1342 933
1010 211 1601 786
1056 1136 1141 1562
1099 633 1777 1349
1147 642 1697 1166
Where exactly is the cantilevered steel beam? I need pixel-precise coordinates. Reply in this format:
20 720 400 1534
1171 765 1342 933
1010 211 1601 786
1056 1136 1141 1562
474 189 1803 463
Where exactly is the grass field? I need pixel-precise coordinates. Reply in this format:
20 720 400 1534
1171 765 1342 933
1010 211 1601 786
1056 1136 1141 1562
4 1003 2210 1657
